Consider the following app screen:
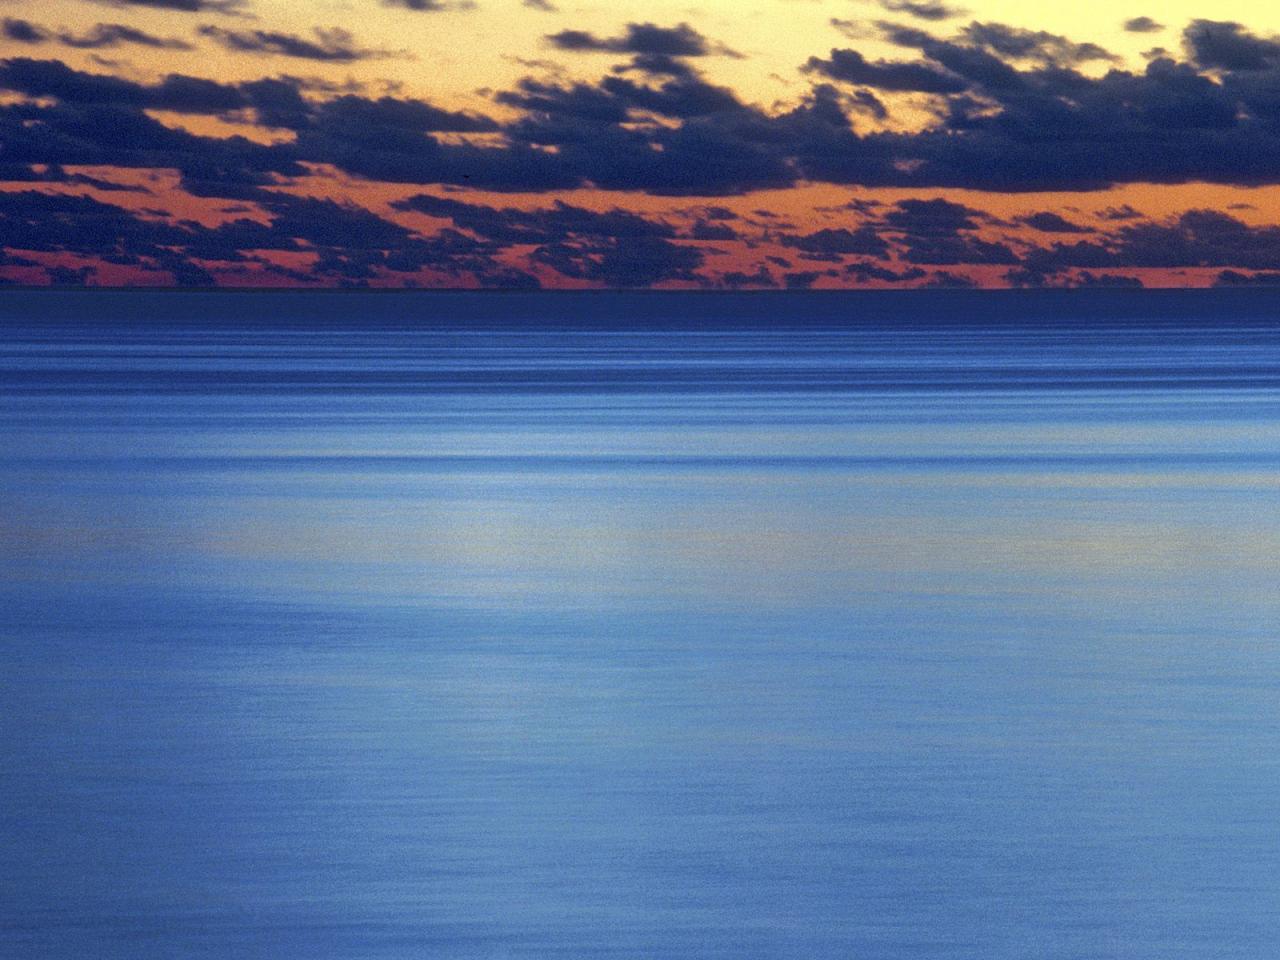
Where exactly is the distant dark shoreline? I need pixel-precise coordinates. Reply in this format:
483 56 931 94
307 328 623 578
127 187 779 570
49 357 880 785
3 286 1280 327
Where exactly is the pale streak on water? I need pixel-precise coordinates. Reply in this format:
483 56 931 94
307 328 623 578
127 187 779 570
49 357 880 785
2 292 1279 959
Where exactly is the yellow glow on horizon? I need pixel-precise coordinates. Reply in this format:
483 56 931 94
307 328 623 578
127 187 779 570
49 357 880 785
10 0 1280 112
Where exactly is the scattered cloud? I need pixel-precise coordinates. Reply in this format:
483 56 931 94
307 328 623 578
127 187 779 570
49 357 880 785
382 0 477 11
61 24 195 51
87 0 248 15
876 0 966 21
781 227 889 257
197 26 407 62
957 21 1119 65
1124 17 1164 34
803 48 967 93
393 194 676 244
546 23 737 59
851 0 965 22
2 18 48 45
1021 212 1090 233
1182 19 1280 71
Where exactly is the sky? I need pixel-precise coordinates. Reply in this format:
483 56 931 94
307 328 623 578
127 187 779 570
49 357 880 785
6 1 1280 287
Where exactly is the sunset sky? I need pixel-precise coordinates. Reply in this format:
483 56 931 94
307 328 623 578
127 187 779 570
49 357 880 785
6 0 1280 287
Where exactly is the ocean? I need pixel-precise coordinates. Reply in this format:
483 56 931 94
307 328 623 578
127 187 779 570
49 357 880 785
2 290 1278 959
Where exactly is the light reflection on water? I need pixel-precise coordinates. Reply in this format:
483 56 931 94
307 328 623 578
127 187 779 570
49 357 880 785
2 294 1279 959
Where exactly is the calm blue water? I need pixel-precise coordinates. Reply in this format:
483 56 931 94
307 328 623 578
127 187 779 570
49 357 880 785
3 292 1279 959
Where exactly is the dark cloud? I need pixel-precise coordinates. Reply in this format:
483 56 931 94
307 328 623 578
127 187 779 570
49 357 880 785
957 22 1119 65
0 63 304 191
0 57 158 106
154 251 216 286
1074 271 1143 287
311 94 498 134
0 189 192 260
781 227 889 257
876 0 965 22
0 57 298 115
803 48 967 93
1183 20 1280 71
1215 269 1280 286
47 265 97 286
293 93 580 189
843 261 927 283
1021 211 1089 233
830 88 885 122
392 194 675 245
531 236 703 286
1097 205 1144 221
598 72 743 116
614 52 708 80
878 23 1030 87
88 0 247 14
473 266 542 289
3 18 48 44
546 23 735 58
496 78 631 124
0 163 150 193
60 24 195 51
328 144 577 192
71 174 150 193
0 186 538 286
239 76 313 129
382 0 476 10
496 70 795 194
837 29 1280 191
721 265 777 288
830 19 876 42
0 248 40 268
1112 209 1280 269
1019 210 1280 278
901 235 1018 264
877 198 1017 265
689 220 738 240
883 198 985 234
925 270 977 287
0 59 551 195
785 271 824 289
147 74 249 113
1017 240 1116 272
261 194 415 250
197 26 405 62
1124 17 1164 34
1003 266 1051 287
0 162 57 182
